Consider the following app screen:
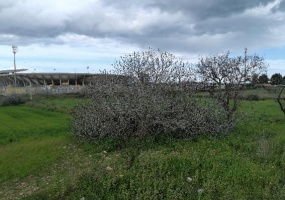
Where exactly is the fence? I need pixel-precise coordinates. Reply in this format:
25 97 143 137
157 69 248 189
0 86 84 95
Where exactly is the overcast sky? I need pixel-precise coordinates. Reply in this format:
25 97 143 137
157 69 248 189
0 0 284 76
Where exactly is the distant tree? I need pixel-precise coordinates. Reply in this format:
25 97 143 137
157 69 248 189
251 73 259 85
283 76 285 85
258 73 269 84
271 73 283 85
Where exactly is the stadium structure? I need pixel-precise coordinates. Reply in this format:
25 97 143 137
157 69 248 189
0 69 94 87
0 69 98 94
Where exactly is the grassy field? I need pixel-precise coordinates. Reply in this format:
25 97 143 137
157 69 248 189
1 93 285 199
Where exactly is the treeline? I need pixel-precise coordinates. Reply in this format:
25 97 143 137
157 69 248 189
252 73 285 85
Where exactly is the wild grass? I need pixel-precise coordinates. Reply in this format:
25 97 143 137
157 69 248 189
239 87 285 100
0 105 73 199
1 91 285 199
0 137 67 181
25 93 86 114
0 106 70 144
197 87 285 100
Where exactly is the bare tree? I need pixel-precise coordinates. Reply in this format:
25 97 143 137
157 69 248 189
196 48 267 120
113 49 194 85
251 73 259 85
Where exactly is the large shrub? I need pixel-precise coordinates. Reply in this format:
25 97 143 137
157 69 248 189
72 49 234 140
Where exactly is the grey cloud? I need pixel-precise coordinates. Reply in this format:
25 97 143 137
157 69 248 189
112 0 275 19
0 1 68 37
0 0 284 55
277 0 285 10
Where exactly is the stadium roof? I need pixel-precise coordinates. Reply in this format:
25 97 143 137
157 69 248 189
0 69 28 74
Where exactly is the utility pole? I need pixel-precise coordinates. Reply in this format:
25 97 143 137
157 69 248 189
12 45 18 87
244 48 247 67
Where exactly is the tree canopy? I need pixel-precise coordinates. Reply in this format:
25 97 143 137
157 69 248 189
271 73 283 85
258 74 269 84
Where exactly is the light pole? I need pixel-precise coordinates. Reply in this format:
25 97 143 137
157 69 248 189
12 45 18 87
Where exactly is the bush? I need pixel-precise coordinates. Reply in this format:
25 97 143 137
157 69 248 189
0 94 25 106
238 94 260 101
246 94 259 101
72 82 232 140
72 49 234 141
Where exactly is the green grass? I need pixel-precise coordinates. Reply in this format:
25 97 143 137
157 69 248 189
197 87 285 100
1 93 285 199
25 94 86 113
0 106 71 184
0 104 71 199
0 106 70 144
0 137 67 181
241 87 285 100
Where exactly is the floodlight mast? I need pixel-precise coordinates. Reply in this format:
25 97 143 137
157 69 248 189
12 45 18 87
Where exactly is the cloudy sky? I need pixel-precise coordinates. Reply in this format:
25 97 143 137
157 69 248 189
0 0 284 76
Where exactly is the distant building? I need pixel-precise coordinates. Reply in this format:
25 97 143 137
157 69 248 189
0 69 27 74
0 71 95 87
